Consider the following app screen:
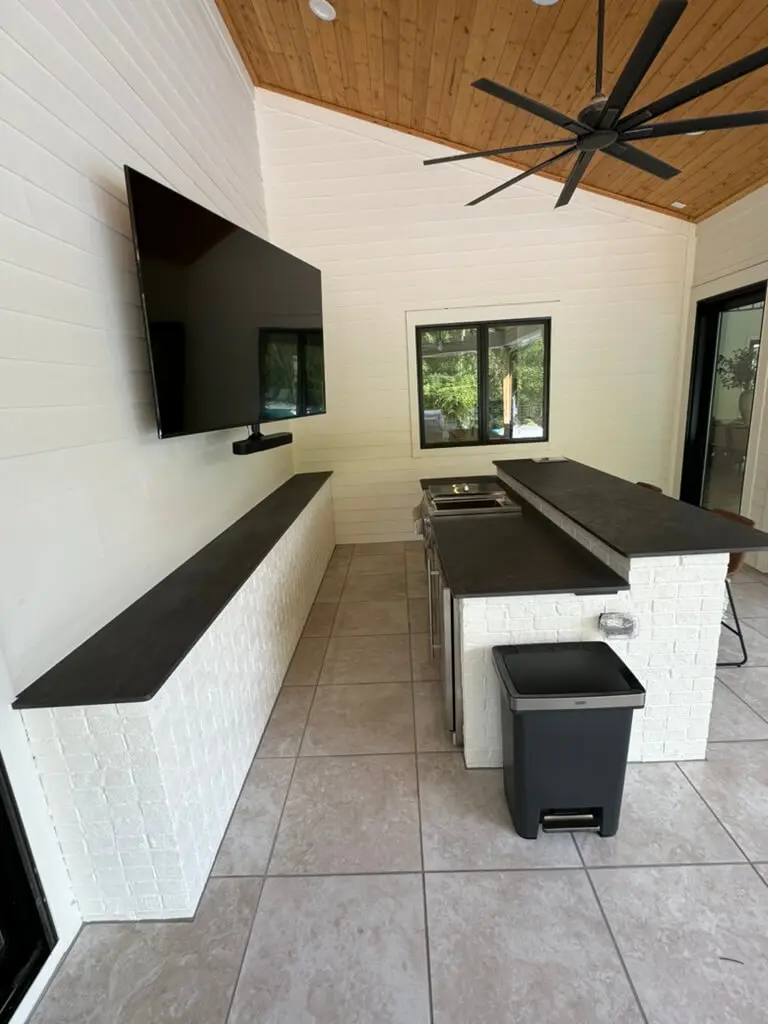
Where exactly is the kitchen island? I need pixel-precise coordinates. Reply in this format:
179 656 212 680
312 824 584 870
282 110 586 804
422 460 768 769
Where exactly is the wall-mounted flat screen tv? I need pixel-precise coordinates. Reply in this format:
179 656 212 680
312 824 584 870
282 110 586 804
125 166 325 438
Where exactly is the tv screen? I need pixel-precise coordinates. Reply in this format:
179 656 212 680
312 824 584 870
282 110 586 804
125 166 324 438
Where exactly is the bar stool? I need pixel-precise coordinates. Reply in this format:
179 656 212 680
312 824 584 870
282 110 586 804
713 507 754 668
636 481 662 492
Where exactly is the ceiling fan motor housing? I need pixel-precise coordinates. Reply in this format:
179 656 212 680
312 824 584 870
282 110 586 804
577 129 619 152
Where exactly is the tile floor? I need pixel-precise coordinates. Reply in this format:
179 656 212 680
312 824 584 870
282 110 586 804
31 546 768 1024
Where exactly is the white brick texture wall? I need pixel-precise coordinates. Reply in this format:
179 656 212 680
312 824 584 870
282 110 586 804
460 475 727 768
21 481 334 921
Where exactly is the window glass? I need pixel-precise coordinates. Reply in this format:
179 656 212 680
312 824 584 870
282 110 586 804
419 327 479 445
487 322 547 441
417 319 549 448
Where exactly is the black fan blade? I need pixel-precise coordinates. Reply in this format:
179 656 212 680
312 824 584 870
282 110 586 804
599 0 687 128
554 152 595 208
623 110 768 139
466 146 577 207
472 78 591 135
424 138 574 167
606 141 680 179
619 47 768 131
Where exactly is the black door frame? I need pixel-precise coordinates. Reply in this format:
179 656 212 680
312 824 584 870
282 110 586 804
679 282 766 506
0 754 56 1024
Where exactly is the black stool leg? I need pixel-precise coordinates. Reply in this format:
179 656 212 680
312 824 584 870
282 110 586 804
717 578 748 668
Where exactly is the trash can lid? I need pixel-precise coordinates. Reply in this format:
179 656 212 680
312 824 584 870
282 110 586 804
493 642 645 710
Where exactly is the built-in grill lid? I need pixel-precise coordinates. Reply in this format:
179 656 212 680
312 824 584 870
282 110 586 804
427 481 504 497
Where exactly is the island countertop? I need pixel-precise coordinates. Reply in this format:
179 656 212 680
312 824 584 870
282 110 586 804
427 502 629 598
494 458 768 559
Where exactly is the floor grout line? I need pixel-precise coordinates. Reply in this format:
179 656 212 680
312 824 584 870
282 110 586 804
574 838 650 1024
673 761 755 864
411 657 435 1024
222 878 265 1024
216 866 593 879
714 672 768 728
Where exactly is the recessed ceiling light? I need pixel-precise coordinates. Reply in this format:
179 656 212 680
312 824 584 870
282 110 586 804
309 0 336 20
531 0 560 4
670 201 687 209
686 131 705 136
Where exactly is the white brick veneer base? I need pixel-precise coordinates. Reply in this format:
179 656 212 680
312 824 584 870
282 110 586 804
461 472 728 768
21 480 334 921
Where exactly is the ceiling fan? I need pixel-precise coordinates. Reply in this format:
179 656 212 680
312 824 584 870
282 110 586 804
424 0 768 208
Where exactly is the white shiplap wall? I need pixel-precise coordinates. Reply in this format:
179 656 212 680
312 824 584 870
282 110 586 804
691 187 768 569
0 0 292 692
0 1 284 1017
258 92 695 543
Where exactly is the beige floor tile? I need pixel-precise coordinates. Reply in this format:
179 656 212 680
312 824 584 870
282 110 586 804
212 760 293 876
354 541 405 556
709 680 768 741
405 550 423 574
228 875 430 1024
414 682 454 751
301 683 415 755
340 571 407 602
269 754 421 874
593 865 768 1024
719 622 768 666
427 871 642 1024
418 753 580 870
30 878 262 1024
283 637 327 686
333 599 408 636
727 582 768 618
314 574 345 603
302 602 336 637
407 571 427 598
717 666 768 720
411 633 439 681
347 553 406 576
257 689 314 758
408 598 428 633
680 741 768 860
319 634 412 684
576 762 744 866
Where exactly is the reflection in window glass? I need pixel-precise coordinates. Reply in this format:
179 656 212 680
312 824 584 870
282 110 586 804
305 332 325 415
261 331 299 419
419 327 479 445
488 323 547 441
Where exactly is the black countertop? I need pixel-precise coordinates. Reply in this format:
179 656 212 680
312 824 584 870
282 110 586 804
429 504 629 598
495 458 768 558
13 472 332 710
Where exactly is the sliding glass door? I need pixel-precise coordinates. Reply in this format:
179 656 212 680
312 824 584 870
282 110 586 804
681 284 766 511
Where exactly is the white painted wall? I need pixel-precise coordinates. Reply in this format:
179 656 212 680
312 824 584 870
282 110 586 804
686 187 768 569
258 91 696 544
0 0 286 1017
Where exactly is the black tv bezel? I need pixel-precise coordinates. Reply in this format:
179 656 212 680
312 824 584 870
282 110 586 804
123 166 324 440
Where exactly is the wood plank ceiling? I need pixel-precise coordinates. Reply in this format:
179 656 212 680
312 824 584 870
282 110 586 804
216 0 768 221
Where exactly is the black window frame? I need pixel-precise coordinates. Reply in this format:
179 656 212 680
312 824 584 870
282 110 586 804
415 317 551 450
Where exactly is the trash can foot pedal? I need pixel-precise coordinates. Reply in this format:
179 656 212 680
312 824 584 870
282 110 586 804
541 811 601 833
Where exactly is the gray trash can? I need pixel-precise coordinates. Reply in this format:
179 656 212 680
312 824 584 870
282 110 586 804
493 642 646 839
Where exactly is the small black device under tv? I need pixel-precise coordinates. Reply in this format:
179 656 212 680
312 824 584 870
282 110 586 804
124 167 325 450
